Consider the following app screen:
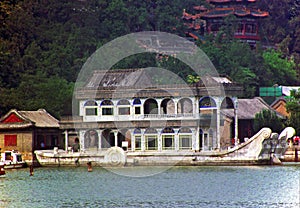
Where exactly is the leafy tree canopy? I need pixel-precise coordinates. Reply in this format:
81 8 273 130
0 0 299 117
253 109 284 134
286 89 300 134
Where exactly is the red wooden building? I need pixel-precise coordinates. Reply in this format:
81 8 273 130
182 0 269 46
0 109 61 162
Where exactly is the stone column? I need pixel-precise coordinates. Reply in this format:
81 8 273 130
194 127 199 151
141 133 145 151
114 131 118 147
234 100 239 146
216 98 221 150
79 131 85 151
97 129 102 151
131 131 135 151
158 133 162 151
157 99 161 115
64 130 68 151
174 99 178 116
175 130 179 150
194 97 199 117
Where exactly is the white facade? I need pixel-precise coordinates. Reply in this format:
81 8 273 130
76 95 238 152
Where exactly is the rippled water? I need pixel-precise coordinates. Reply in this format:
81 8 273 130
0 165 299 208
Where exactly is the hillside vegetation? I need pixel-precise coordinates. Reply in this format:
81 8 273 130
0 0 299 118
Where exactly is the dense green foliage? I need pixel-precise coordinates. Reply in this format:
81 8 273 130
0 0 299 118
286 89 300 134
253 109 284 133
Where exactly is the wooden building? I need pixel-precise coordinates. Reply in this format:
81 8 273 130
182 0 269 46
0 109 61 161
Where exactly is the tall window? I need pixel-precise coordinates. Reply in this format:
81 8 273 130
162 135 174 150
145 128 158 150
84 100 98 116
162 127 175 150
133 98 141 115
179 135 192 149
117 99 130 115
145 136 158 150
179 127 192 150
101 100 114 116
134 128 142 150
4 135 17 146
135 136 141 150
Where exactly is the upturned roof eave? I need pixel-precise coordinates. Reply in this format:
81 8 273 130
0 123 34 130
0 109 34 124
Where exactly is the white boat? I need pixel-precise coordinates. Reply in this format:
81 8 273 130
34 128 296 167
0 163 5 176
0 150 27 169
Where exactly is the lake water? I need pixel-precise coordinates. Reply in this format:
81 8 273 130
0 165 299 208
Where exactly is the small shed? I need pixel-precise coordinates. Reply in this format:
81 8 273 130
0 109 61 161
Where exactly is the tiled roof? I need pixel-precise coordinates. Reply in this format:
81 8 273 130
19 109 59 128
222 97 284 120
0 109 59 129
85 69 153 89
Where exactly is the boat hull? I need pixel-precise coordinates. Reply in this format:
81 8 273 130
1 150 27 169
3 162 27 169
34 127 296 167
0 164 5 176
34 149 271 167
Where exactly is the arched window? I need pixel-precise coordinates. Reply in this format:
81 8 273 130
117 128 131 150
101 100 114 116
221 97 234 109
199 97 217 108
117 99 130 115
101 100 113 105
84 100 98 116
144 128 157 134
133 128 142 134
178 127 192 134
101 129 114 148
133 98 142 115
161 127 175 134
199 97 217 120
177 98 193 114
144 99 158 115
84 129 99 149
161 98 175 115
133 98 141 105
161 127 175 150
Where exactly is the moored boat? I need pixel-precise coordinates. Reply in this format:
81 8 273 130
0 150 27 169
34 127 296 167
0 163 5 176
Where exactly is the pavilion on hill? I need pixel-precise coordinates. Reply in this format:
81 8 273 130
182 0 269 47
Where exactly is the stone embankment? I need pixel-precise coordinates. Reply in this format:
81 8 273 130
283 146 300 162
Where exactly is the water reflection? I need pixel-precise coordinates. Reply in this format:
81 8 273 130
0 166 299 208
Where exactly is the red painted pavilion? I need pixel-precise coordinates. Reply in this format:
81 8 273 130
182 0 269 46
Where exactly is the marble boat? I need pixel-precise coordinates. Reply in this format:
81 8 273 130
34 127 296 167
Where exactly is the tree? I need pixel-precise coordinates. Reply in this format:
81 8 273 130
6 74 74 118
262 49 298 85
286 89 300 135
253 109 285 133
